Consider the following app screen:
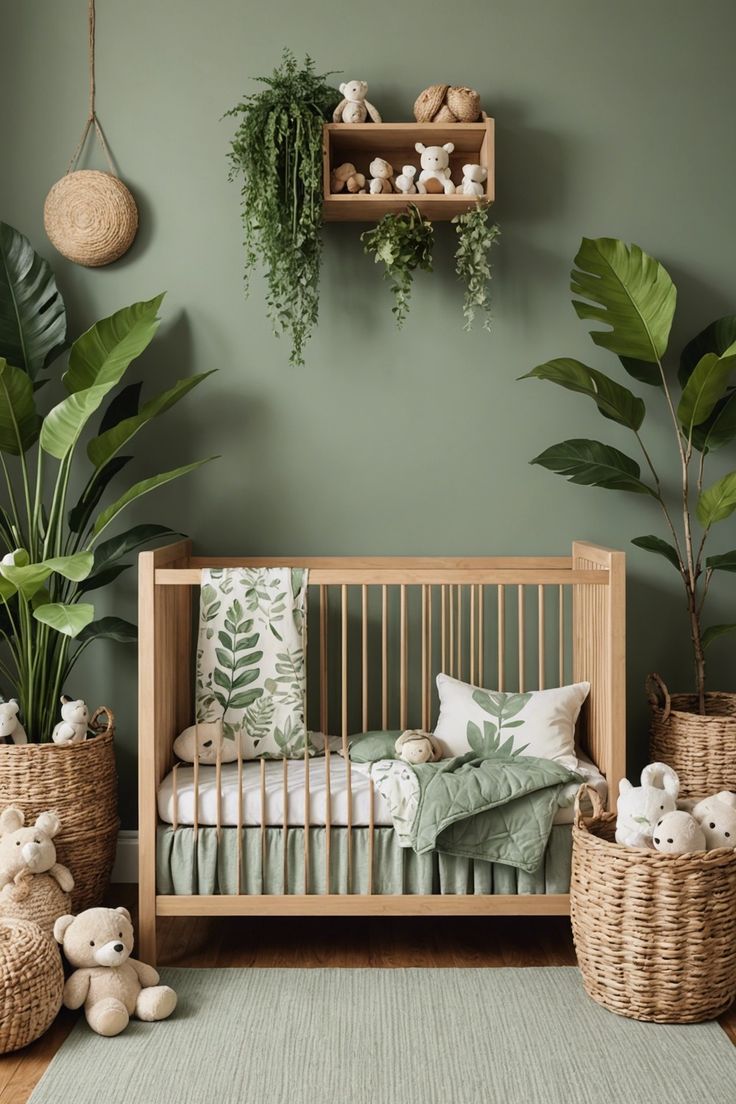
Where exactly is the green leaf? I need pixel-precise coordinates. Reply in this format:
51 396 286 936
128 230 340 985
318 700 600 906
90 458 216 538
87 371 215 470
702 623 736 650
618 356 663 388
90 524 181 576
531 439 656 495
571 237 676 364
0 221 66 378
677 347 736 435
706 550 736 573
33 602 94 638
229 690 262 709
0 358 41 453
76 616 137 645
697 472 736 527
67 456 132 534
1 552 93 599
679 315 736 388
692 391 736 454
632 535 681 571
466 720 484 757
76 565 129 594
97 382 142 436
63 295 164 394
521 358 645 430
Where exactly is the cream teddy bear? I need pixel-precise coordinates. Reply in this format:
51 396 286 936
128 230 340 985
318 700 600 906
651 809 706 854
330 162 366 194
458 164 487 197
615 762 679 848
51 696 89 745
394 166 417 195
415 142 456 195
54 906 177 1037
332 80 382 124
394 730 442 765
692 791 736 849
0 699 27 745
0 805 74 893
368 158 394 194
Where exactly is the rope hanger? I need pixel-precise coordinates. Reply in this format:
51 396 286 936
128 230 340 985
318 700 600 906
66 0 116 175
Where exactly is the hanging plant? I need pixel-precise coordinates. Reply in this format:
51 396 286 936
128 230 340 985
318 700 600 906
361 204 434 327
452 202 500 332
226 51 339 367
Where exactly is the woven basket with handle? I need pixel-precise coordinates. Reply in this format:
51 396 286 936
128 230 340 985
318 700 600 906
0 707 118 912
647 673 736 798
571 784 736 1023
0 918 63 1054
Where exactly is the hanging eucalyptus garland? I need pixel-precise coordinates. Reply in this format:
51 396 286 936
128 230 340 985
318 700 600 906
452 203 500 331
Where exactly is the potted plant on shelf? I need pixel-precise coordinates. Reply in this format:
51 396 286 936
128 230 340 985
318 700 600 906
0 221 215 907
522 236 736 796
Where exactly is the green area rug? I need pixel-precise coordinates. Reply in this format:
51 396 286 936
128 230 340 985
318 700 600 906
29 967 735 1104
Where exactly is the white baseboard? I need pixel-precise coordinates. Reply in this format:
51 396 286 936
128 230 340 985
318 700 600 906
112 830 139 883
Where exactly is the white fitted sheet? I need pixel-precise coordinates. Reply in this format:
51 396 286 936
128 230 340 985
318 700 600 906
157 753 607 828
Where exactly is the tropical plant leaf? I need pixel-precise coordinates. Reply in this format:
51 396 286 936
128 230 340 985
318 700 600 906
1 552 93 599
63 295 164 394
75 616 137 644
33 602 94 638
0 222 66 378
91 458 216 538
0 358 41 453
679 315 736 388
697 472 736 527
706 550 736 573
67 456 132 533
90 524 181 576
702 623 736 650
618 356 662 388
631 535 681 571
87 371 215 470
692 391 736 454
570 237 676 364
76 564 129 594
520 358 645 430
531 439 656 495
97 382 142 435
677 346 736 436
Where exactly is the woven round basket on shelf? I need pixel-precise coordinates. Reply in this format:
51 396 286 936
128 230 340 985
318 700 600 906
0 918 63 1054
0 708 118 912
570 784 736 1023
44 169 138 267
647 673 736 798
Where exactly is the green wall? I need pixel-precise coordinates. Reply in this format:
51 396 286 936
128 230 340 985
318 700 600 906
2 0 736 826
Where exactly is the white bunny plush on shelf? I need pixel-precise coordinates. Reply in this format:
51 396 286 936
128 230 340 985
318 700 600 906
51 696 89 745
394 166 417 195
615 762 679 848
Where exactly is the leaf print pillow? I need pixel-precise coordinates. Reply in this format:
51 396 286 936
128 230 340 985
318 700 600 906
433 673 589 767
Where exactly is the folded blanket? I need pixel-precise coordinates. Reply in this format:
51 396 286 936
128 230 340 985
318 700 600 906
369 753 581 873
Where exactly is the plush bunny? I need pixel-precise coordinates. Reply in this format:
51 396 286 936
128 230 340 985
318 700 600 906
394 730 442 765
51 696 89 745
332 80 382 124
394 166 417 195
652 809 706 854
0 806 74 893
368 158 394 194
0 699 27 745
692 791 736 849
615 762 679 848
415 142 456 195
458 164 487 197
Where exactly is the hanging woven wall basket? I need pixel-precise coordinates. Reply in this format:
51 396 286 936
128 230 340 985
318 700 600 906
44 0 138 267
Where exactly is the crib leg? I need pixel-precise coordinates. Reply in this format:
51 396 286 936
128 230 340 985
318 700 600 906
138 882 157 967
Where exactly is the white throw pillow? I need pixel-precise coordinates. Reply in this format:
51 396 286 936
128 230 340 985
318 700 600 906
434 673 589 768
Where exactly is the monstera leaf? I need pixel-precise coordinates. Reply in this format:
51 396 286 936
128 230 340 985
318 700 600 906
0 222 67 378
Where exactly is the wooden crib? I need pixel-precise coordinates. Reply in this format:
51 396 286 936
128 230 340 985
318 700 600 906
137 541 625 963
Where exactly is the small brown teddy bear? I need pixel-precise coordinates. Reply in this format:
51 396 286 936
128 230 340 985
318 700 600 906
0 805 74 894
395 730 442 765
368 157 394 194
330 162 366 194
54 906 177 1037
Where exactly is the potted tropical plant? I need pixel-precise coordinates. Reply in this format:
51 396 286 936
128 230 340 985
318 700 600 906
523 236 736 796
0 221 214 906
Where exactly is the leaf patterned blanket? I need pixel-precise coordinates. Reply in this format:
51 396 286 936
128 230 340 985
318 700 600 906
368 754 581 873
195 567 322 758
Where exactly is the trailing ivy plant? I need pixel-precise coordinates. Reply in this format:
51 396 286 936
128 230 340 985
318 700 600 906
361 204 434 328
453 202 500 331
226 50 339 366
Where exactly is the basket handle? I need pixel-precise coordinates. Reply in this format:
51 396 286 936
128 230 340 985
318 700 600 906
574 782 605 828
645 672 671 722
89 705 115 739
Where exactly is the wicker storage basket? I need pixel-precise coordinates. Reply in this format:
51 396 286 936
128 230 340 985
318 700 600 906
571 785 736 1023
0 871 71 940
0 709 118 912
0 918 63 1054
648 673 736 798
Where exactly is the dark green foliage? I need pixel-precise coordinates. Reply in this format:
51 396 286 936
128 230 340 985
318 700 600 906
452 203 500 331
361 204 434 327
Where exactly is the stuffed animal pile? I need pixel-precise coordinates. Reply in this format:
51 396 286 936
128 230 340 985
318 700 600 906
615 762 736 855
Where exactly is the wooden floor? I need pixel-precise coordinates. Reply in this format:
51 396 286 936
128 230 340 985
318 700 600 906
1 884 734 1103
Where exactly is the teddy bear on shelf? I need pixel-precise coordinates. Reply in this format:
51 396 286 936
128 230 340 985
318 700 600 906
0 699 26 745
395 730 442 765
651 809 706 854
394 166 417 195
51 695 89 745
0 806 74 895
615 762 679 848
332 80 382 124
330 162 366 194
692 791 736 849
368 158 394 194
458 164 487 197
55 906 177 1037
415 142 456 195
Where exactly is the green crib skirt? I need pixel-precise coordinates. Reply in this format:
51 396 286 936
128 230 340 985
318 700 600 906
156 825 573 896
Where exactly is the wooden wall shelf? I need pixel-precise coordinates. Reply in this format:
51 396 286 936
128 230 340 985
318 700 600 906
322 115 494 222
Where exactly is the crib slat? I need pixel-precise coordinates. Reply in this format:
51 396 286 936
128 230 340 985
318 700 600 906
171 763 179 831
342 584 352 892
368 777 375 896
497 586 505 691
559 584 565 685
449 585 455 678
400 584 407 731
381 584 388 729
283 757 288 894
538 585 545 690
362 584 368 732
421 585 428 731
260 757 266 893
193 727 200 843
236 750 243 894
215 745 222 842
479 584 485 687
427 586 434 726
304 735 310 895
457 585 462 680
441 584 447 676
470 583 476 685
518 585 525 693
319 585 328 737
324 733 331 894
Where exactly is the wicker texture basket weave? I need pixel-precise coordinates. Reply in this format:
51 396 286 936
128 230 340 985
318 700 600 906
0 709 118 912
44 169 138 267
648 674 736 798
0 871 71 941
571 785 736 1023
0 918 63 1054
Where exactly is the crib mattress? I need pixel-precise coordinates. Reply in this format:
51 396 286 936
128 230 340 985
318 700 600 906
157 753 607 828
